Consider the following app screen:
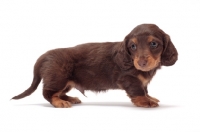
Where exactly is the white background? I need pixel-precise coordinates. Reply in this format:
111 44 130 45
0 0 200 131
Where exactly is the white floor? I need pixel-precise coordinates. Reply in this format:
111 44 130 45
2 86 200 132
2 97 200 132
1 0 200 132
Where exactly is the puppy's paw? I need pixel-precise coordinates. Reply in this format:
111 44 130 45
147 95 160 103
60 95 81 104
131 96 159 108
67 97 81 104
52 98 72 108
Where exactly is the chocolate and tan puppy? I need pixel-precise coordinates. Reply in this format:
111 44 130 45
12 24 178 108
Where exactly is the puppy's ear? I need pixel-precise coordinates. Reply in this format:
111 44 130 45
114 38 133 70
161 34 178 66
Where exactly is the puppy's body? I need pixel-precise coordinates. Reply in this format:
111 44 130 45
12 24 178 108
42 42 121 92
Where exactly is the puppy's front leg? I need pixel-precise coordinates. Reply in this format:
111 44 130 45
144 86 160 103
118 76 158 108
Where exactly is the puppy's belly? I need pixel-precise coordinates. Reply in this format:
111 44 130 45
72 65 119 93
75 79 117 90
72 75 118 94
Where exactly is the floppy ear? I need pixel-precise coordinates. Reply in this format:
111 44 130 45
161 34 178 66
114 38 133 70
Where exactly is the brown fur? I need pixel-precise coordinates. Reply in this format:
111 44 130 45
12 24 178 108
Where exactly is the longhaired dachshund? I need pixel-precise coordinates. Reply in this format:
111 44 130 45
12 24 178 108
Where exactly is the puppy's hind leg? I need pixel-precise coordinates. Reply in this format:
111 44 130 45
43 89 72 108
60 81 81 104
43 81 81 108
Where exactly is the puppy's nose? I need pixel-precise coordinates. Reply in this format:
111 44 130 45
138 59 147 67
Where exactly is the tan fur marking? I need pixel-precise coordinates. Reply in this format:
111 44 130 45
66 96 81 104
51 92 72 108
134 56 160 71
147 95 160 103
137 74 150 87
147 35 154 42
130 38 138 44
148 55 161 69
131 96 158 108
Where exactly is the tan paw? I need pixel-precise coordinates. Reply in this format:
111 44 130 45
148 95 160 103
52 97 72 108
146 95 160 103
60 95 81 104
131 96 159 108
67 97 81 104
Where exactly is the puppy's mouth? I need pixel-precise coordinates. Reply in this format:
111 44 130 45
133 57 160 71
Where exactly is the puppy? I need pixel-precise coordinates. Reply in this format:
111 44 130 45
12 24 178 108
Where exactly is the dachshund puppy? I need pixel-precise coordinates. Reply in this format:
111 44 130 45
12 24 178 108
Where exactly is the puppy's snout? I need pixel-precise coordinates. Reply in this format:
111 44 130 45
138 59 147 67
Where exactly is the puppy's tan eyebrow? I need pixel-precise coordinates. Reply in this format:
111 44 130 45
147 35 154 42
130 38 138 44
147 35 162 44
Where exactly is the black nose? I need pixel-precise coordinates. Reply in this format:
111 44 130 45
138 60 147 67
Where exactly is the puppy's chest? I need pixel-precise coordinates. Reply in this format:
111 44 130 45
137 75 150 87
137 72 155 87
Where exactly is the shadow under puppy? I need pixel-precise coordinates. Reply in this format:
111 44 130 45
12 24 178 108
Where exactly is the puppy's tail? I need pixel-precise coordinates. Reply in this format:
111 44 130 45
11 56 44 100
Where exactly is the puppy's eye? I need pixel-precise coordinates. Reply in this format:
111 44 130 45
150 42 158 48
131 44 137 50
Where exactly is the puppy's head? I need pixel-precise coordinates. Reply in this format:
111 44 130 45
116 24 178 71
